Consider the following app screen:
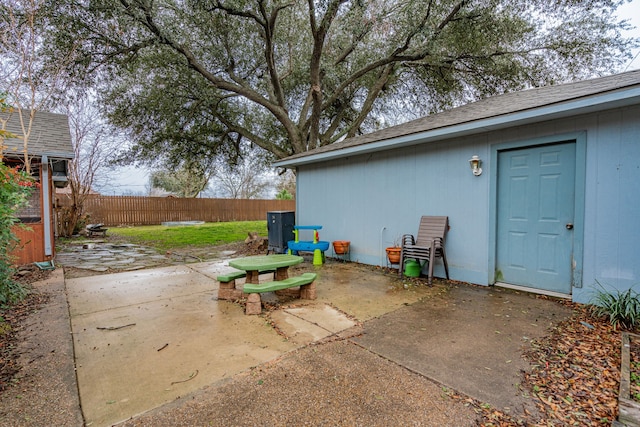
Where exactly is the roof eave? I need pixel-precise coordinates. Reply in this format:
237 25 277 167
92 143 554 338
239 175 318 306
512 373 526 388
274 87 640 168
41 151 75 160
3 151 75 160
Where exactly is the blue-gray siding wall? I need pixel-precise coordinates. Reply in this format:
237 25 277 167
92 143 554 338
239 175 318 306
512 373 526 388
584 106 640 303
295 104 640 303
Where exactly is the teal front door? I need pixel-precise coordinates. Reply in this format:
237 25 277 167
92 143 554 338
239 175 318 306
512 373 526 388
496 142 575 294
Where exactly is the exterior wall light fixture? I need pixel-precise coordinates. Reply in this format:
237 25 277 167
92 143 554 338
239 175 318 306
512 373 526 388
468 155 482 176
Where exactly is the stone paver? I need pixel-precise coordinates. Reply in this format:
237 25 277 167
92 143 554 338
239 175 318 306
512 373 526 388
56 241 193 273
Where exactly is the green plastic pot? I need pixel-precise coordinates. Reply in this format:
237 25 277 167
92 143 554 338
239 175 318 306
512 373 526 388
403 259 421 277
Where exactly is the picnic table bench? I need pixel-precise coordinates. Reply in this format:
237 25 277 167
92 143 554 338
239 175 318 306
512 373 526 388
216 254 317 315
217 269 275 287
243 272 317 315
217 268 276 301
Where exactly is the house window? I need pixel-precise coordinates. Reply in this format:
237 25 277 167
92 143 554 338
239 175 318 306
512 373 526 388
18 188 42 223
3 159 42 223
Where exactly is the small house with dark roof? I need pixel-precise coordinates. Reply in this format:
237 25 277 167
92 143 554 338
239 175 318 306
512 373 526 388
1 110 74 264
274 70 640 303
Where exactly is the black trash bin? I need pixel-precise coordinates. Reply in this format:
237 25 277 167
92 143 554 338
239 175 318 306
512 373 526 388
266 211 295 254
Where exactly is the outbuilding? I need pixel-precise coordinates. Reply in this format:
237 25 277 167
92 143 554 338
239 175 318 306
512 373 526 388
274 70 640 303
1 110 74 264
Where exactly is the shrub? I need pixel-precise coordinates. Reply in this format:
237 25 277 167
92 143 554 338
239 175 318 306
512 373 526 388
275 189 293 200
0 163 36 303
589 281 640 330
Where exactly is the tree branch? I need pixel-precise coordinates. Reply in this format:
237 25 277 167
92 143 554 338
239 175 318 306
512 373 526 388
344 63 394 139
333 21 373 66
308 0 347 148
258 1 293 109
322 1 465 112
208 0 265 25
319 100 349 145
120 0 304 153
215 113 290 159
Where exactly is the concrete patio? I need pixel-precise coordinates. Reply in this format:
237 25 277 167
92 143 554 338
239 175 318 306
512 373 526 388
66 260 443 426
59 248 573 426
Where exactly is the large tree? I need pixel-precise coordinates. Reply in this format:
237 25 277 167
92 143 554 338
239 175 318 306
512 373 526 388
149 161 213 197
47 0 636 166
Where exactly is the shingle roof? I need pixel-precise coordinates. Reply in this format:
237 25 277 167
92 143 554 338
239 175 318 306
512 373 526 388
278 69 640 164
1 110 74 159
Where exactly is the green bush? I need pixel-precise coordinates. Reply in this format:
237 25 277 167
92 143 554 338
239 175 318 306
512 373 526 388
589 281 640 330
275 189 293 200
0 163 35 304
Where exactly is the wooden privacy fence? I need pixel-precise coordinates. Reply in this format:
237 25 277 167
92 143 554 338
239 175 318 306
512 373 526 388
57 195 295 226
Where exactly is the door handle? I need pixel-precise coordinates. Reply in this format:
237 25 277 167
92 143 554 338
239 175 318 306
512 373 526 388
566 223 573 230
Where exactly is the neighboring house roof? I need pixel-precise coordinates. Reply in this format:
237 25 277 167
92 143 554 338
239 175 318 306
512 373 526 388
55 186 100 196
275 69 640 167
1 110 74 160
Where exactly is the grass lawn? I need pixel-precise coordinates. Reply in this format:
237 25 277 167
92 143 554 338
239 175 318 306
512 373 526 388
108 220 267 250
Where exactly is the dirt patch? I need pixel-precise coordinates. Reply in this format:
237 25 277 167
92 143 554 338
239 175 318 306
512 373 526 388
632 340 640 402
1 265 53 392
165 240 261 260
13 264 53 285
0 291 48 393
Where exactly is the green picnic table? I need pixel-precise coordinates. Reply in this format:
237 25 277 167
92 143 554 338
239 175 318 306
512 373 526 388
229 254 304 284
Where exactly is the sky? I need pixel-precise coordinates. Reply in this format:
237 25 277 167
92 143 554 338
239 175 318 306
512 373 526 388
100 1 640 196
99 164 150 196
620 0 640 71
